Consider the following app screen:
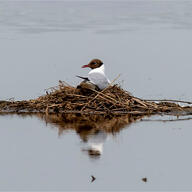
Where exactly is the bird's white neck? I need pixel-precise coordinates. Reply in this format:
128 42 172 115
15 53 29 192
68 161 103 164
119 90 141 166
100 64 105 73
90 64 105 73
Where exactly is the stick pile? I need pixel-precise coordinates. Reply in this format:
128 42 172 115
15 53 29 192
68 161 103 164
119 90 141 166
0 81 191 115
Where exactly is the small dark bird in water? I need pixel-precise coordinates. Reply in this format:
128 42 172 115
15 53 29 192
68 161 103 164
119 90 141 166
91 175 96 182
142 177 147 182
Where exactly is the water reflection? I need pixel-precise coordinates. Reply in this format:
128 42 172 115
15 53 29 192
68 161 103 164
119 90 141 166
36 113 144 159
82 130 107 158
3 112 192 161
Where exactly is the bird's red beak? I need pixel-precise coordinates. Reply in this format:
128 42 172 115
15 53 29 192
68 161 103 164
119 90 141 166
82 64 89 68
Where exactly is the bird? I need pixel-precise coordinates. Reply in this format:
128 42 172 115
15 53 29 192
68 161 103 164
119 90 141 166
142 177 148 182
91 175 96 182
77 59 110 90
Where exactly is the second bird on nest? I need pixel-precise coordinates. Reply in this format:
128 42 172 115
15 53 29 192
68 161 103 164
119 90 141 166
77 59 110 90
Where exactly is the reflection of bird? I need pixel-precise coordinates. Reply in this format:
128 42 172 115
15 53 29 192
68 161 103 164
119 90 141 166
77 59 110 90
82 130 107 158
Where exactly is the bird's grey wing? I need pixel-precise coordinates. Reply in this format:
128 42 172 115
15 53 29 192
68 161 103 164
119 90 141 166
88 72 110 90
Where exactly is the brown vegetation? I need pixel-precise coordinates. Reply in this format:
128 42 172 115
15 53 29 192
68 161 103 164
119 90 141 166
0 81 191 116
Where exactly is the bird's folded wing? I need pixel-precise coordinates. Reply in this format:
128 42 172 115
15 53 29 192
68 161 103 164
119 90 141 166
88 72 110 90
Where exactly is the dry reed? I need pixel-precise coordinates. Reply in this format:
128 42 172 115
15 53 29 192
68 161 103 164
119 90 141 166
0 81 192 116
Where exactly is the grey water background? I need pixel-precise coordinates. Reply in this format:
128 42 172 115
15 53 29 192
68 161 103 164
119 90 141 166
0 0 192 190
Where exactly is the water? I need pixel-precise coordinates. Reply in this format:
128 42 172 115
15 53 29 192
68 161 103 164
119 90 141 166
1 114 192 191
0 0 192 190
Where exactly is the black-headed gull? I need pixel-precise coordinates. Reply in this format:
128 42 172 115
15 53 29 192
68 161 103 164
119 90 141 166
77 59 110 90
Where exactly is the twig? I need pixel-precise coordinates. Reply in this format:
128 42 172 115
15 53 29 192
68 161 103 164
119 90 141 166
141 117 192 122
81 74 121 111
59 80 72 87
144 99 192 105
132 97 148 108
67 94 88 98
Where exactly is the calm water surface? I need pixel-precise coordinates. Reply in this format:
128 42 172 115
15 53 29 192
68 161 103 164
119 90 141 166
0 1 192 190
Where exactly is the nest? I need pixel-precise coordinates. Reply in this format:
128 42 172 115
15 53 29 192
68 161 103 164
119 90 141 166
0 81 191 116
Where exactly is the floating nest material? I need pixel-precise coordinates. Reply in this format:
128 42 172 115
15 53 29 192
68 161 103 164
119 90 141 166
0 81 192 116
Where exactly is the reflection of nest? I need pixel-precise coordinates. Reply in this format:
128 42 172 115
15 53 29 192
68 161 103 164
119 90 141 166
36 113 144 139
36 113 144 159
